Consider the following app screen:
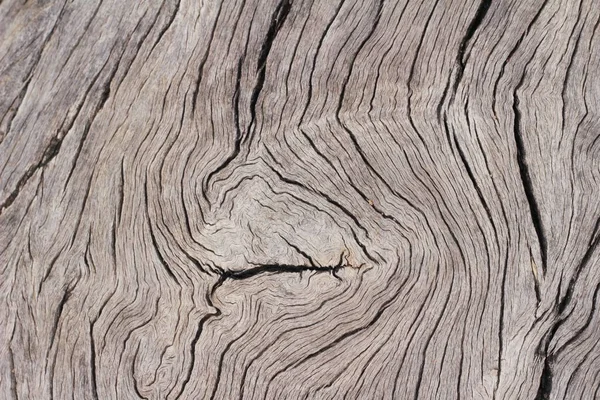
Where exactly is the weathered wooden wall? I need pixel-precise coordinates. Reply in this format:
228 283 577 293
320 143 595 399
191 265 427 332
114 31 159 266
1 0 599 398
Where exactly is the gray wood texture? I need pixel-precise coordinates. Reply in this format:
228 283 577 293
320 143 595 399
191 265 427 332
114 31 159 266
1 0 599 398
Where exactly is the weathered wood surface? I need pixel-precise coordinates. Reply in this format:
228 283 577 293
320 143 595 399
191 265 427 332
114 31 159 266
1 0 599 398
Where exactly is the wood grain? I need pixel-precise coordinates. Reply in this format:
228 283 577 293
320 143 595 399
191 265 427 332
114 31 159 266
1 0 599 398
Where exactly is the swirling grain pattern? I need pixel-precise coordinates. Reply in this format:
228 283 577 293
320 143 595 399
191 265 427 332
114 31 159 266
1 0 599 398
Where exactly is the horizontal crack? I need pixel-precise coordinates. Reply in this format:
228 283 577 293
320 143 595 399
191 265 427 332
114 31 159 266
211 252 359 296
222 262 349 281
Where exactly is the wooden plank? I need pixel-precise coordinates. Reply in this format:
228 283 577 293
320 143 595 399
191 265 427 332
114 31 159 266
1 0 599 398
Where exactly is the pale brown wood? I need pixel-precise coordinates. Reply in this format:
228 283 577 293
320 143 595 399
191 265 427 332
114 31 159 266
1 0 600 398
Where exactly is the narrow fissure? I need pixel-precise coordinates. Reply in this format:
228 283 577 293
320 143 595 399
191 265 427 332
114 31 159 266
513 94 547 274
534 355 554 400
452 0 492 94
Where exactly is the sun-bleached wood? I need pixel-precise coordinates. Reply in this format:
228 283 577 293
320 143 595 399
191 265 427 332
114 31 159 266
1 0 600 399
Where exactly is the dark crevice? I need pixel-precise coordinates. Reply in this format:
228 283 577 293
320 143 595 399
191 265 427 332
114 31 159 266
147 0 181 57
265 256 405 399
191 2 223 112
70 172 95 248
202 59 243 199
63 62 115 189
529 247 542 305
555 282 600 358
220 259 349 283
534 318 561 400
437 77 452 122
56 36 120 191
351 229 381 264
117 158 125 225
111 221 117 274
131 344 148 400
38 250 63 295
0 136 62 214
90 325 99 400
558 0 584 148
299 0 345 125
204 0 291 196
535 355 554 400
1 0 69 147
558 221 600 314
534 274 600 400
379 279 447 398
1 74 33 147
9 343 18 400
513 94 547 274
414 264 455 400
266 257 404 395
174 298 222 399
2 33 122 215
144 180 181 284
210 312 263 400
337 121 421 227
246 272 373 398
453 133 494 223
279 234 319 268
406 0 441 147
116 6 160 88
492 0 549 116
175 244 351 398
453 133 512 393
452 0 492 94
265 160 371 239
48 287 71 352
58 0 103 73
337 0 383 113
335 0 421 234
209 251 355 301
468 129 511 400
244 0 292 145
218 173 261 208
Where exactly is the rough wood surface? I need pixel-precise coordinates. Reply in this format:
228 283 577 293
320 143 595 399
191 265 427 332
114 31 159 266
1 0 600 398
